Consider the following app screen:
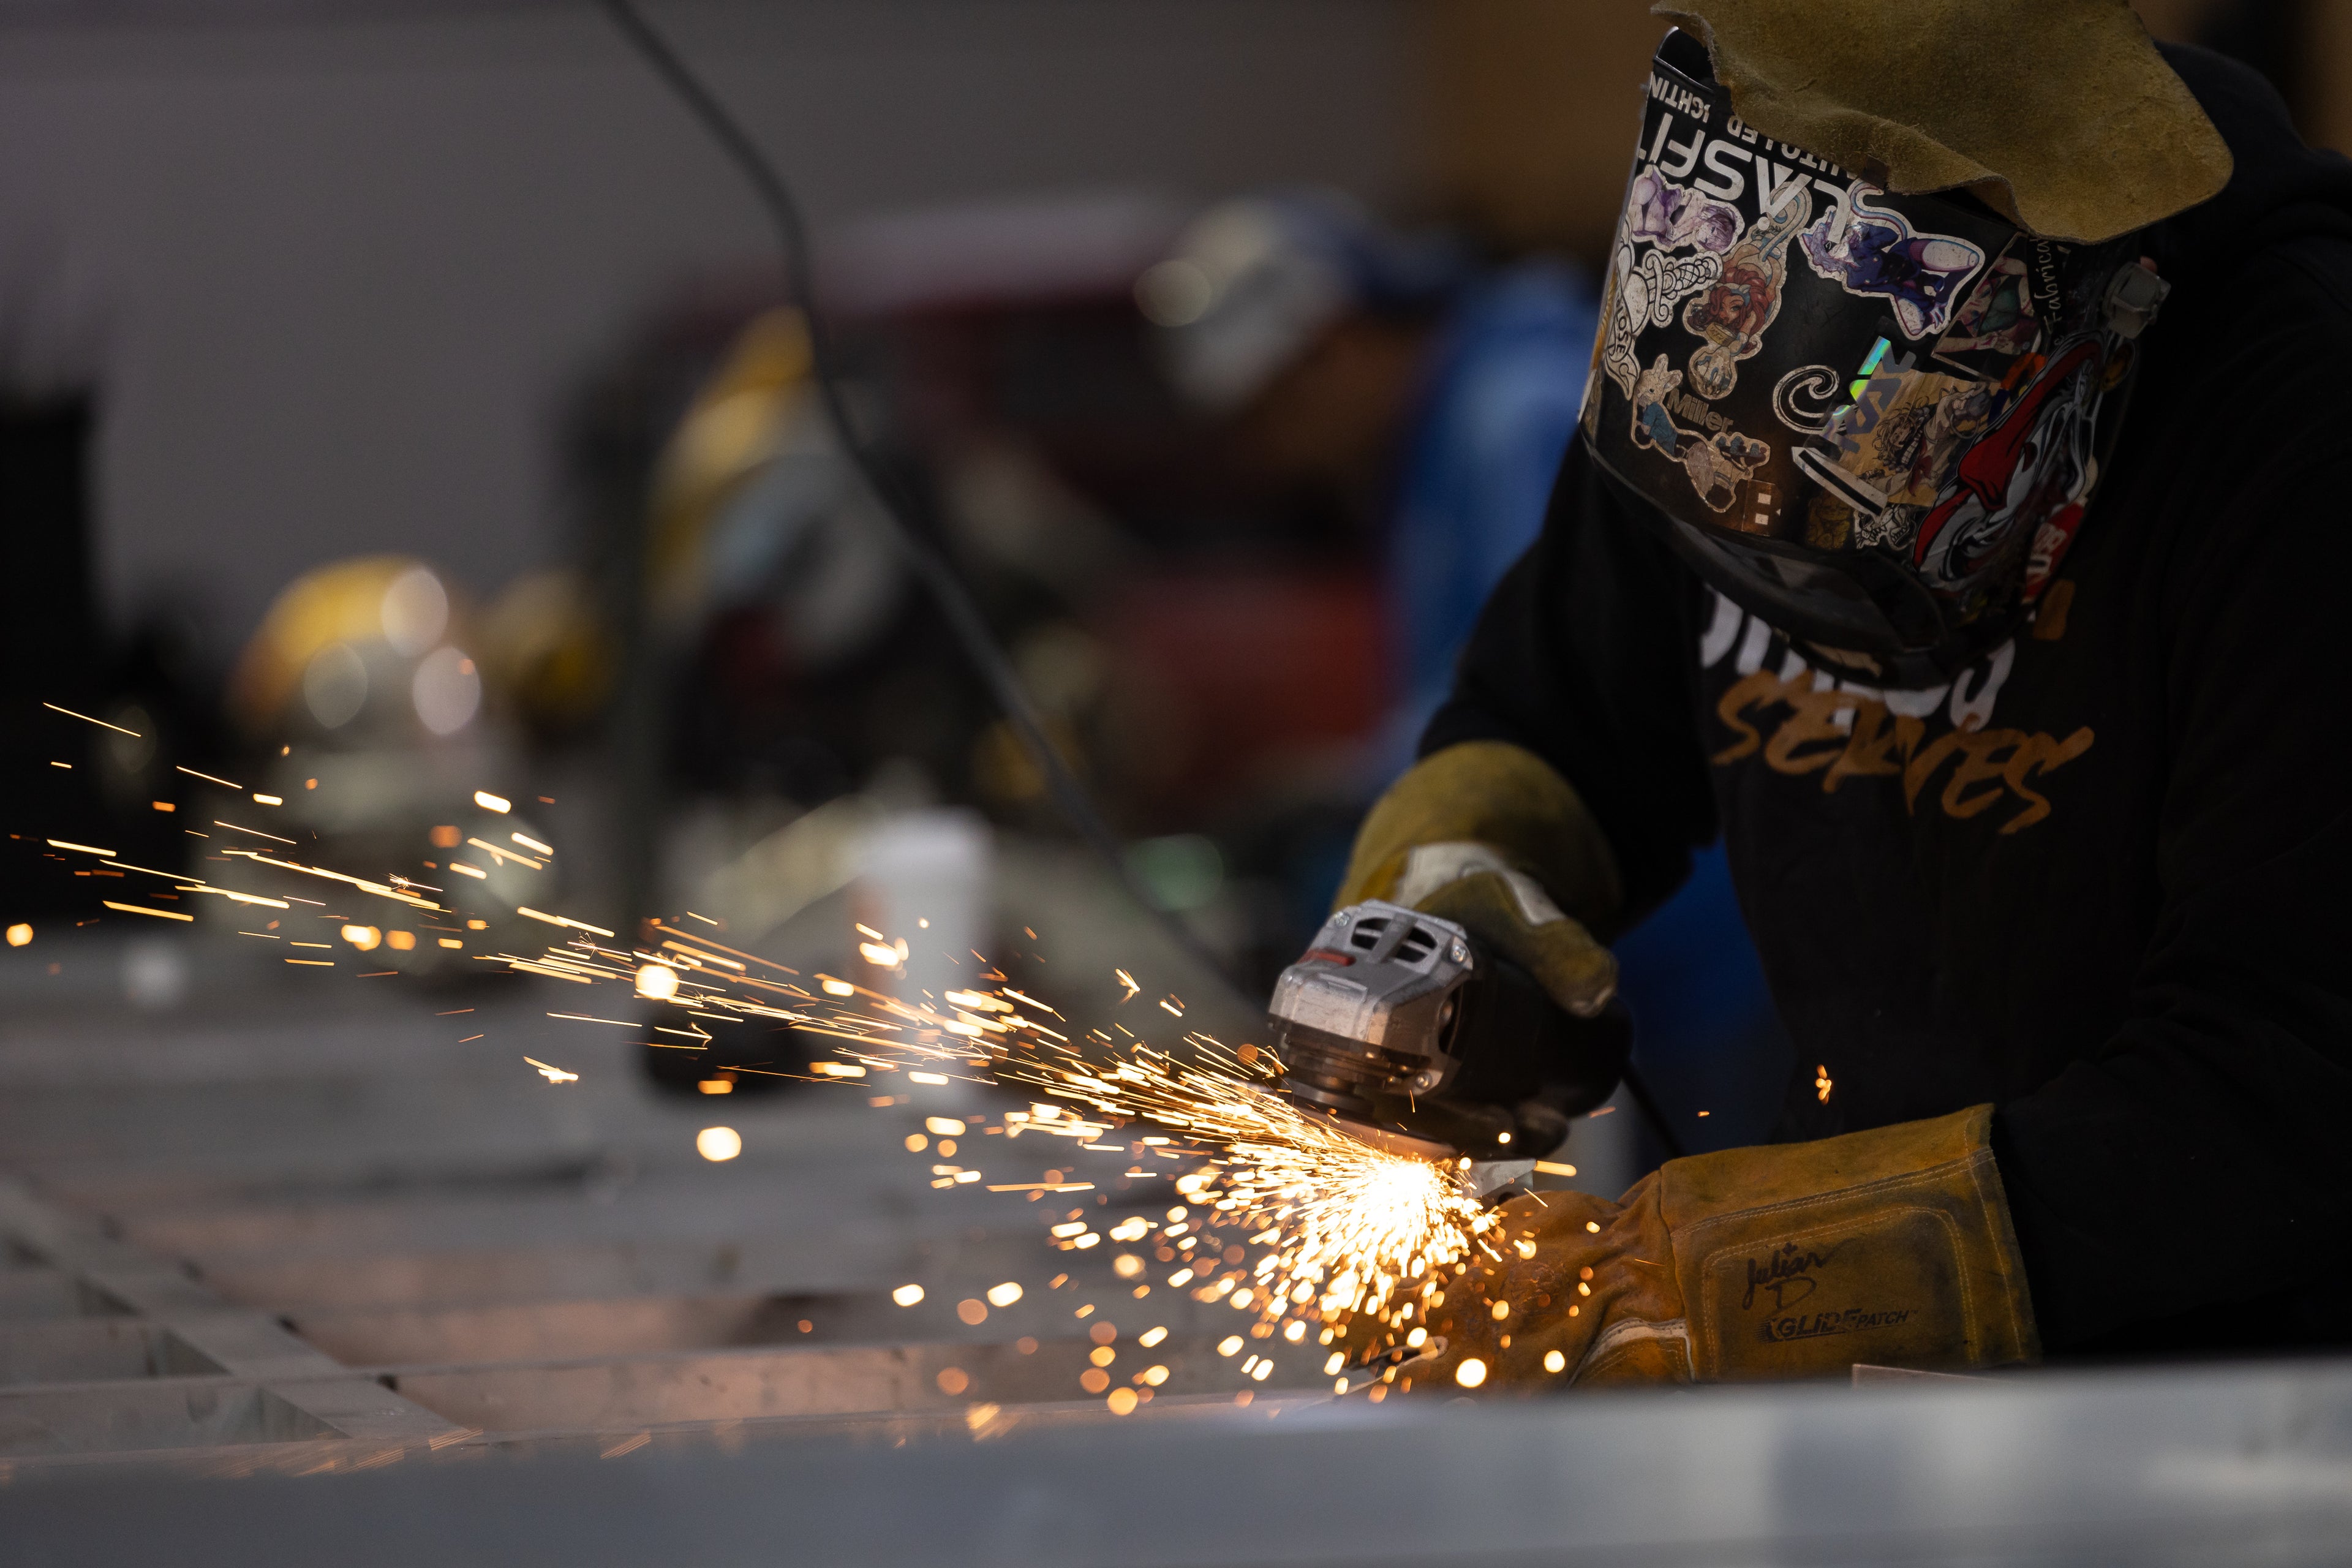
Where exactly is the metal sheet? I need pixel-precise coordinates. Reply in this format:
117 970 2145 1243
8 1361 2352 1564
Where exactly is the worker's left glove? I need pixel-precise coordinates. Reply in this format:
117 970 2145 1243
1335 741 1623 1020
1351 1106 2037 1391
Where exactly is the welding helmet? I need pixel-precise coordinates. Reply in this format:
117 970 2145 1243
1582 30 2169 684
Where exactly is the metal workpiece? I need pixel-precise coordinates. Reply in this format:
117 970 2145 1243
9 1361 2352 1565
0 949 1343 1472
0 1180 460 1457
0 1319 228 1387
368 1331 1280 1433
4 940 2350 1562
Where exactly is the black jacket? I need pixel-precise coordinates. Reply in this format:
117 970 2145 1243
1426 45 2352 1355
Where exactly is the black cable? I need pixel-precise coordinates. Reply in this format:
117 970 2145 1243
592 0 1239 994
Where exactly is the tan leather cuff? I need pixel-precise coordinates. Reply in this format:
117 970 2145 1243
1336 742 1623 930
1414 871 1618 1018
1662 1105 2038 1379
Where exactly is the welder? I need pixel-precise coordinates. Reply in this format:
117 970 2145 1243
1344 3 2352 1386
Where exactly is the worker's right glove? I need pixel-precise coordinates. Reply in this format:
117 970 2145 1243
1350 1106 2038 1391
1335 741 1623 1018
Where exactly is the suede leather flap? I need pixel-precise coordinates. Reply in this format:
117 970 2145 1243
1655 0 2233 242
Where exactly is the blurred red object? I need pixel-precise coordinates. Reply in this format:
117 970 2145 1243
1098 568 1390 824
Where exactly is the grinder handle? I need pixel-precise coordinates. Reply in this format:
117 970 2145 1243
1459 956 1684 1161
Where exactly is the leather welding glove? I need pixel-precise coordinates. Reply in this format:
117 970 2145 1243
1363 1106 2035 1390
1336 741 1623 1018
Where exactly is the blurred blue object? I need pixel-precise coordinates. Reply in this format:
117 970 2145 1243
1611 840 1792 1153
1382 263 1597 768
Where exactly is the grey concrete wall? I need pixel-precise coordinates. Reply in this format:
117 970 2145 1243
0 0 1417 663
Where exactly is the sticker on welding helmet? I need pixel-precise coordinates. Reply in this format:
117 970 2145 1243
1787 329 1999 552
1800 182 1986 342
1682 183 1812 401
1598 258 1639 402
1911 334 2110 592
1631 355 1773 515
1633 246 1728 328
1828 362 1993 511
1581 309 1613 442
1932 239 2043 375
1771 364 1844 435
1626 168 1744 257
1584 257 1623 434
1599 241 1727 405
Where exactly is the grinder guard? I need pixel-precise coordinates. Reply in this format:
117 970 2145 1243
1266 900 1629 1161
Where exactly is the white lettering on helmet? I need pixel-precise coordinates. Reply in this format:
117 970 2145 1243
1695 138 1751 202
1657 125 1706 181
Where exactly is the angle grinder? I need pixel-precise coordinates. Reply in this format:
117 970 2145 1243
1265 899 1660 1183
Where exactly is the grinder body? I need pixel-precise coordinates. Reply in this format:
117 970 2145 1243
1266 900 1629 1161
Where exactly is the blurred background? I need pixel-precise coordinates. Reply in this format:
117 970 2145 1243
2 0 2344 1114
3 0 2343 1146
0 0 2343 1477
